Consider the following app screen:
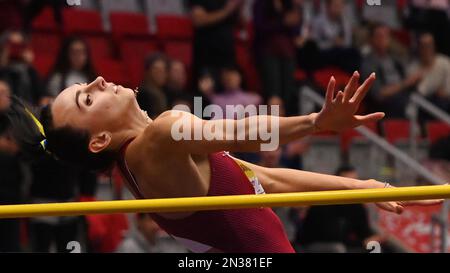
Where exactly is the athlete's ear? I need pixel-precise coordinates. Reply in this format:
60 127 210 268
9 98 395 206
88 131 112 153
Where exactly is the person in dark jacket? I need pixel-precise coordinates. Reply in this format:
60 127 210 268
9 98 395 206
188 0 243 88
296 165 386 253
0 79 26 252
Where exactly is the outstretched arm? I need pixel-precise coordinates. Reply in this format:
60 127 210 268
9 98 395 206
148 72 384 155
149 110 317 154
234 159 443 215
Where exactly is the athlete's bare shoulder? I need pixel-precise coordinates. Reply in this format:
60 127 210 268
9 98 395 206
127 110 193 161
143 110 198 147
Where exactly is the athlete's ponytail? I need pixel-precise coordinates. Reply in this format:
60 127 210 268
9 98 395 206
3 96 48 161
3 95 117 172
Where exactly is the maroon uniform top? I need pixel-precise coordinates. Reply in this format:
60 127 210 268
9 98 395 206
117 139 294 253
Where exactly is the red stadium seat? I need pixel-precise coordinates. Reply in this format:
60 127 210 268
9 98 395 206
382 119 411 143
119 39 159 61
94 59 129 86
313 67 351 92
156 15 193 40
119 40 159 86
110 12 150 39
33 53 56 79
427 121 450 144
62 8 104 35
31 32 61 56
84 36 115 61
31 7 60 32
124 58 145 88
86 213 129 253
162 41 192 67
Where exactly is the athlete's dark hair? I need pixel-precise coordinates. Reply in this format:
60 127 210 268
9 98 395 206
3 95 117 172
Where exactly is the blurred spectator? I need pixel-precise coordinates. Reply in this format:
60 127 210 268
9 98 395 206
310 0 360 73
193 69 215 116
137 53 170 119
405 0 450 56
197 70 216 98
46 37 96 102
166 59 193 110
253 0 302 108
116 213 187 253
311 0 352 50
407 33 450 116
0 79 26 252
361 24 419 118
0 30 44 106
217 66 263 163
295 165 385 253
188 0 243 87
361 0 401 29
295 0 321 74
209 65 262 118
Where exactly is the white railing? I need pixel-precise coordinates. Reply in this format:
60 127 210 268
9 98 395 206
407 94 450 160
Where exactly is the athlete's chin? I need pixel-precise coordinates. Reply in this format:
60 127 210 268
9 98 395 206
115 86 141 111
118 87 137 101
117 85 133 96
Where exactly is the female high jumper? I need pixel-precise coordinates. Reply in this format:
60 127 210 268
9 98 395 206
4 71 443 253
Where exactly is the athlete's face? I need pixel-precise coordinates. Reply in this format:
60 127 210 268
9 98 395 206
51 76 141 152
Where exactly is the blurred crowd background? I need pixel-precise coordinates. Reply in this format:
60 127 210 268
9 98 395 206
0 0 450 253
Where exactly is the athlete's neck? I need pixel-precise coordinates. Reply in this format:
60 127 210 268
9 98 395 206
111 106 153 151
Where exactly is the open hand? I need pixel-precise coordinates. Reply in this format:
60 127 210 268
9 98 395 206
313 71 385 133
376 199 444 215
375 183 446 215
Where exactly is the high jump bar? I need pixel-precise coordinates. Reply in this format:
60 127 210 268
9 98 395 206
0 185 449 219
